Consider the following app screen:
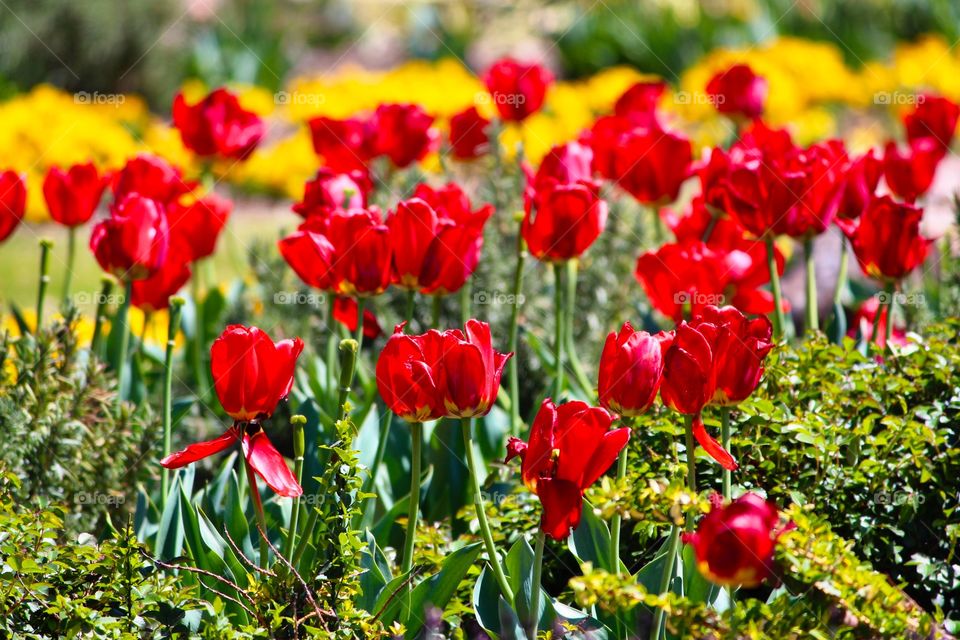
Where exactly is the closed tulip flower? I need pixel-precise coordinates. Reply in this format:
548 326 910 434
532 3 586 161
373 103 439 168
705 64 768 120
293 169 369 219
172 87 265 160
505 399 628 540
903 94 959 154
167 192 232 261
522 180 607 262
307 115 378 173
613 127 692 205
483 57 553 122
161 325 304 497
376 324 446 422
848 195 930 283
90 194 170 281
882 139 942 203
532 141 594 191
683 493 789 587
0 171 26 243
598 323 673 417
437 319 511 418
448 106 490 160
112 154 195 204
43 162 109 227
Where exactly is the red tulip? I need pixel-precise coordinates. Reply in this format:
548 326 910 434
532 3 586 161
307 115 378 173
682 493 789 587
172 87 265 160
0 171 26 243
598 323 674 417
522 180 607 262
882 139 942 203
112 154 195 204
448 106 490 160
372 103 439 168
437 319 511 418
835 149 882 230
848 195 930 282
161 325 304 497
613 80 666 129
482 57 553 122
130 243 192 312
333 296 382 339
278 207 392 296
532 141 594 191
903 94 959 154
505 399 628 540
90 194 170 281
613 127 692 205
660 306 773 470
376 324 446 422
705 64 767 120
583 115 628 180
848 296 907 349
42 163 109 227
292 168 370 219
167 192 232 261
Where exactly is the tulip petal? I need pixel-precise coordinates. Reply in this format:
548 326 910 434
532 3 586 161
537 477 583 541
160 427 238 468
581 427 631 488
691 414 738 470
242 429 303 498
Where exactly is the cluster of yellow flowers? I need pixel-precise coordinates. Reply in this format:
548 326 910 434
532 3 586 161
4 35 960 219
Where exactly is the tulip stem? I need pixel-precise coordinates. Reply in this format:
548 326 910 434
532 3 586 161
507 233 526 435
884 281 896 350
610 446 629 575
564 260 593 397
404 289 416 332
90 277 114 359
764 235 785 340
460 278 472 325
684 414 697 523
244 457 270 568
804 237 818 333
650 525 681 640
160 298 184 503
62 227 76 308
284 416 306 560
354 298 366 352
191 266 209 410
115 279 133 419
431 295 442 328
36 239 53 333
401 422 423 575
721 407 732 501
833 237 849 308
552 263 565 399
527 530 545 639
462 418 514 604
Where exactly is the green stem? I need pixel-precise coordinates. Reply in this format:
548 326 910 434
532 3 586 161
190 266 209 408
460 278 472 325
833 237 849 307
353 298 366 353
764 235 785 340
404 289 416 332
564 260 593 396
528 530 545 639
36 239 53 332
610 446 629 574
649 525 682 640
284 417 306 560
507 233 525 435
244 456 270 568
115 279 133 419
721 407 732 501
462 418 514 604
90 277 114 358
401 422 423 574
160 298 184 503
884 281 896 349
431 295 442 328
552 263 565 400
804 237 818 333
684 414 697 526
701 213 718 243
62 227 76 307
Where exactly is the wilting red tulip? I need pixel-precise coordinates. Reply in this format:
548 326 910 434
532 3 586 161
483 57 553 122
278 207 392 296
835 149 882 229
0 171 27 243
882 139 942 203
660 306 773 470
849 296 908 349
598 323 673 417
90 194 170 281
437 319 511 418
613 80 666 129
112 154 195 204
373 103 439 168
683 493 789 587
376 324 445 422
903 94 959 153
705 64 767 120
448 106 490 160
167 192 232 261
847 195 930 282
43 163 109 227
172 87 265 160
523 180 607 262
307 115 378 173
333 296 382 339
161 325 304 497
130 243 192 312
505 399 628 540
613 127 692 205
293 168 369 219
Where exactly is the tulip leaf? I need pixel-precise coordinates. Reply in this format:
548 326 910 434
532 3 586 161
8 302 31 336
680 544 730 609
505 536 556 634
155 471 189 561
472 565 504 635
358 530 393 613
568 500 621 574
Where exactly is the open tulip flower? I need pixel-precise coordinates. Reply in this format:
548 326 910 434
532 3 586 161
161 325 304 497
172 87 265 161
307 115 379 173
660 305 773 470
847 195 930 283
43 162 109 228
683 492 791 587
482 57 553 122
447 105 490 160
705 63 768 121
598 322 673 417
505 399 629 540
0 170 26 243
372 103 439 168
90 193 170 282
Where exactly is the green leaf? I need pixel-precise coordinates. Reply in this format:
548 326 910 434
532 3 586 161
568 500 619 573
505 536 554 632
358 530 393 613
